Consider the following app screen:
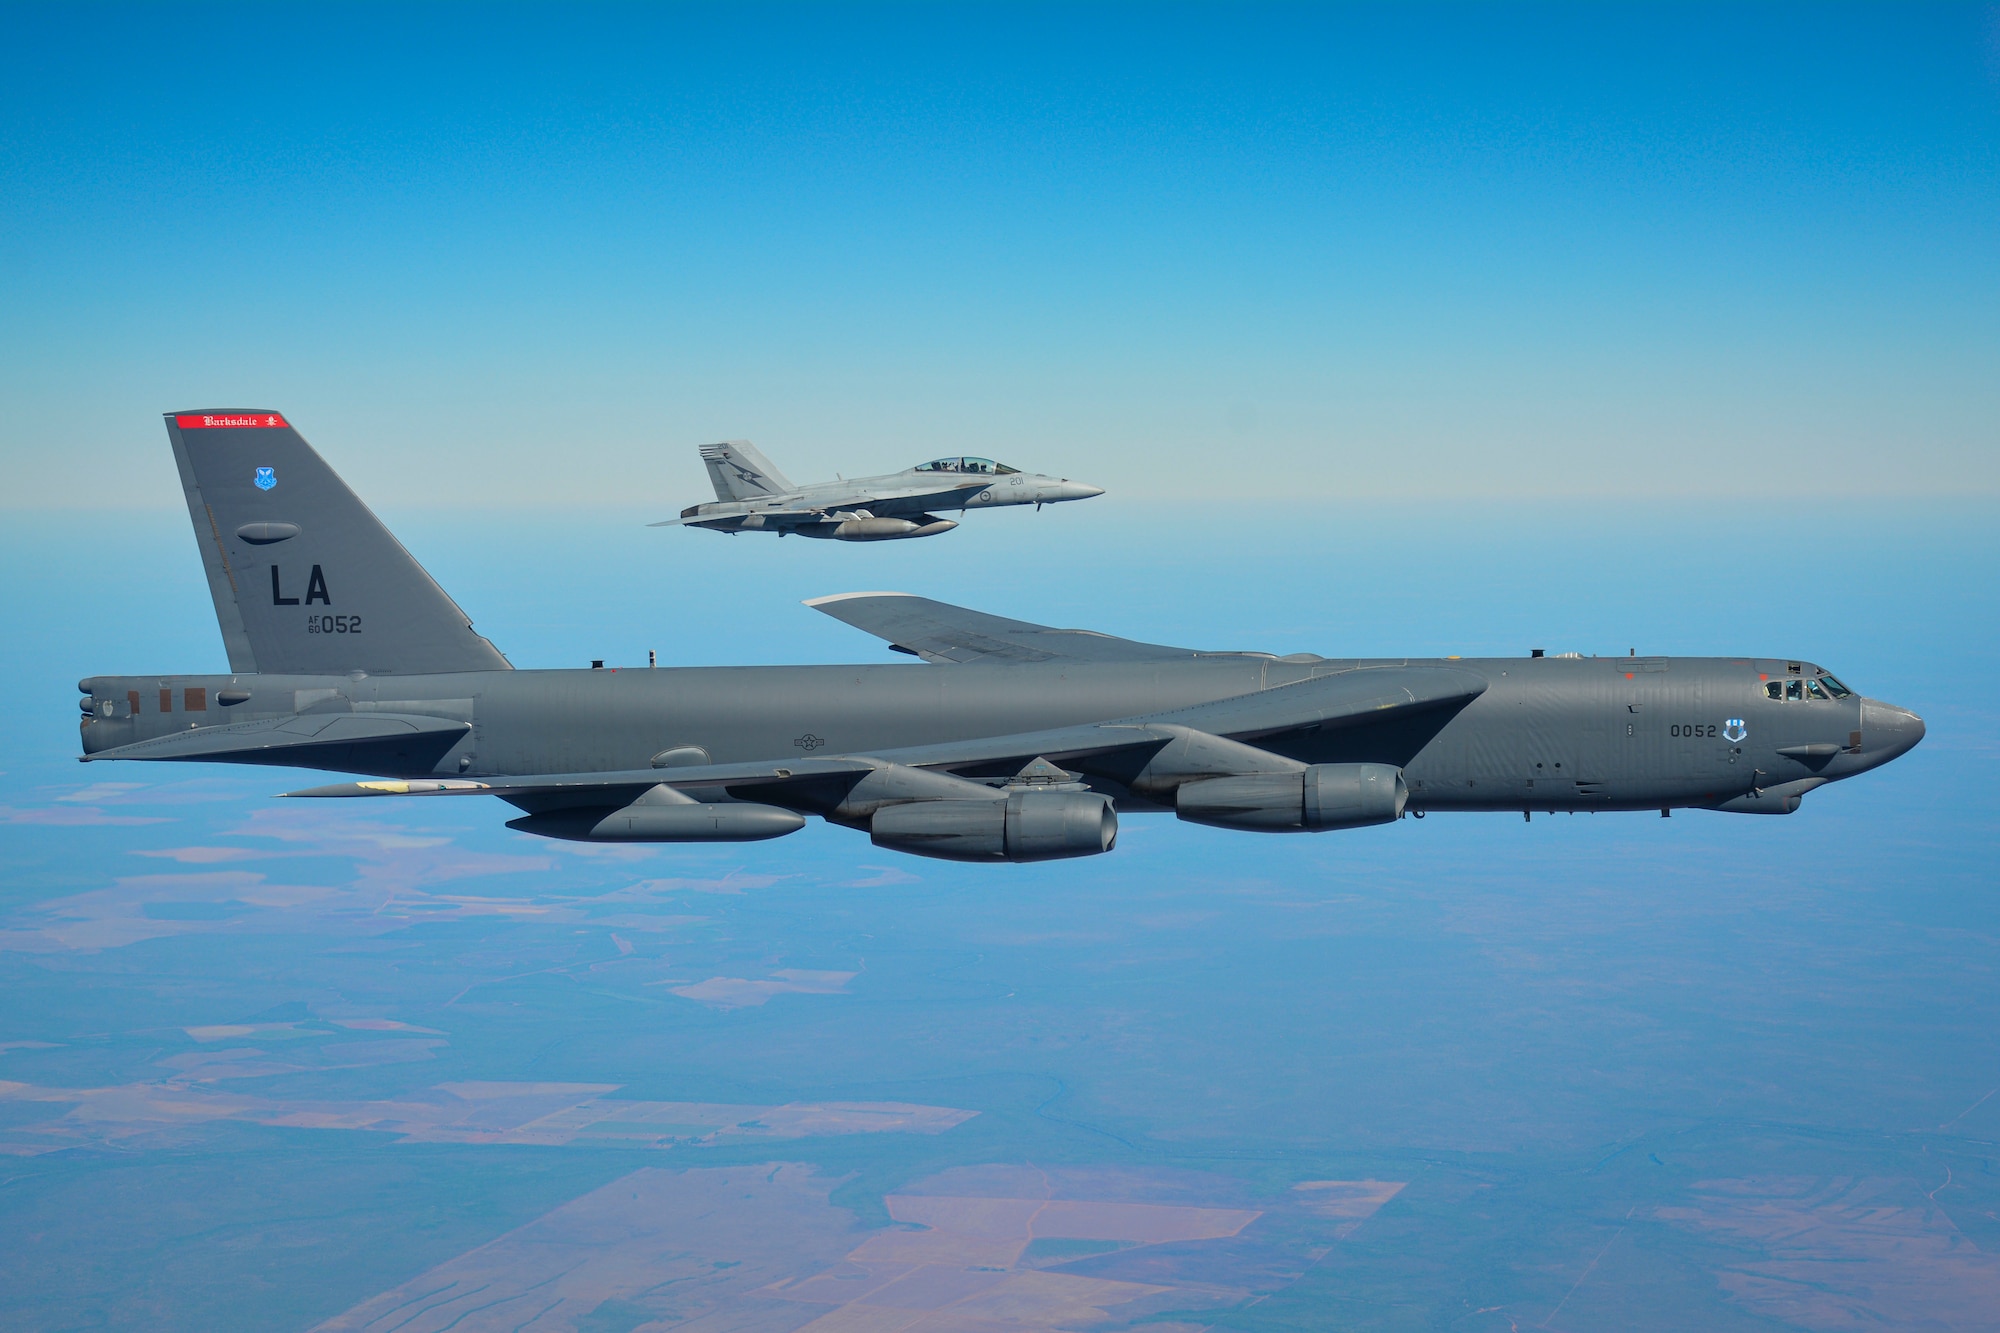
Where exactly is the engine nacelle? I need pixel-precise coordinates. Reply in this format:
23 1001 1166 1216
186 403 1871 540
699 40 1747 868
1176 763 1406 832
507 784 804 842
870 791 1117 862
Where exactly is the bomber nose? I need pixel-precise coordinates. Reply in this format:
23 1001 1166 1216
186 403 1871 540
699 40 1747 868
1860 698 1925 765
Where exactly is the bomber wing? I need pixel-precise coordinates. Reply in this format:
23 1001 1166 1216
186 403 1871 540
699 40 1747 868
285 664 1488 802
804 592 1201 664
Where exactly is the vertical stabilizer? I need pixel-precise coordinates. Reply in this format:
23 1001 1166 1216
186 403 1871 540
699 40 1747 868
165 411 511 675
698 440 793 501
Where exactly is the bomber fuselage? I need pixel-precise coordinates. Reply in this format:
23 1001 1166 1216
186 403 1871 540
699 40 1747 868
79 653 1921 816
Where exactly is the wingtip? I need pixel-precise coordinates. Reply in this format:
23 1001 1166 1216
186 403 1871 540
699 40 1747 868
802 591 917 608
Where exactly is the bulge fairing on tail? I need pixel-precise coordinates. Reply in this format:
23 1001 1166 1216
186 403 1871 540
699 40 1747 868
654 439 1104 541
75 410 1922 861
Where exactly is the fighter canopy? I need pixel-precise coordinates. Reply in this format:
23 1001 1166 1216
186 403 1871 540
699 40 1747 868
912 457 1018 475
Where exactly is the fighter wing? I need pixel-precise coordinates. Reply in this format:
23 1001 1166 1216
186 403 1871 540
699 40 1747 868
648 508 822 528
284 665 1487 800
804 592 1200 664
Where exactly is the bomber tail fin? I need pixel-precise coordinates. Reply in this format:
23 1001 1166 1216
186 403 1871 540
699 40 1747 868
698 440 793 502
166 411 511 676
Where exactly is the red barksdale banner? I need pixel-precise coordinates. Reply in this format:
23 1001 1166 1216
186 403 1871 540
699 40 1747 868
174 412 289 429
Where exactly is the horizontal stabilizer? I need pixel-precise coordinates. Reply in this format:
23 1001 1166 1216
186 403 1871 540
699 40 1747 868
805 592 1198 664
84 711 470 773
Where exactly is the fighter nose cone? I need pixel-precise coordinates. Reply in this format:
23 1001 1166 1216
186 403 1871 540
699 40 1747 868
1057 481 1105 500
1860 698 1926 765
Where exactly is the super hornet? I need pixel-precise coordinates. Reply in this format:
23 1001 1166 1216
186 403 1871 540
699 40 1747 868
655 439 1103 540
78 411 1924 862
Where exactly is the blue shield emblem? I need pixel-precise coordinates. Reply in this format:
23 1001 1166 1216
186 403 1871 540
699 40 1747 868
1723 718 1747 743
254 467 276 491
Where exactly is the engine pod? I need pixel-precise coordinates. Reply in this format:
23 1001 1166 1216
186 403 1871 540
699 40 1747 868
1176 763 1406 832
870 791 1117 862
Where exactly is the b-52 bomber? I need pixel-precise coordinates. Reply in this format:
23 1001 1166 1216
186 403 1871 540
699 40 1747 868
655 439 1103 540
77 411 1924 863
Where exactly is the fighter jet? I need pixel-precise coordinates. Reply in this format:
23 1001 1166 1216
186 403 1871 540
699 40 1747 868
77 411 1924 862
655 440 1103 540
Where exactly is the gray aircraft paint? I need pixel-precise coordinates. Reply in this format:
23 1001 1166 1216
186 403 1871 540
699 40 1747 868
163 411 509 676
658 439 1104 540
75 411 1924 859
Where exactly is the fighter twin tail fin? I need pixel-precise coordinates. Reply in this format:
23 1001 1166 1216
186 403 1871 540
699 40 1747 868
166 411 511 676
698 439 793 502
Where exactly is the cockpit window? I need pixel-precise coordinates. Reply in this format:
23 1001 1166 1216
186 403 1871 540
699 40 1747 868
914 457 1020 475
1767 674 1851 702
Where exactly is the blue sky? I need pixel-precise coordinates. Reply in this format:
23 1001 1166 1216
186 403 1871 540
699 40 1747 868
2 3 1996 509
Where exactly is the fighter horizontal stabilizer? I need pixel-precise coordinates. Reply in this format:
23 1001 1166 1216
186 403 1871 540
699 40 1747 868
84 711 469 771
805 592 1199 664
